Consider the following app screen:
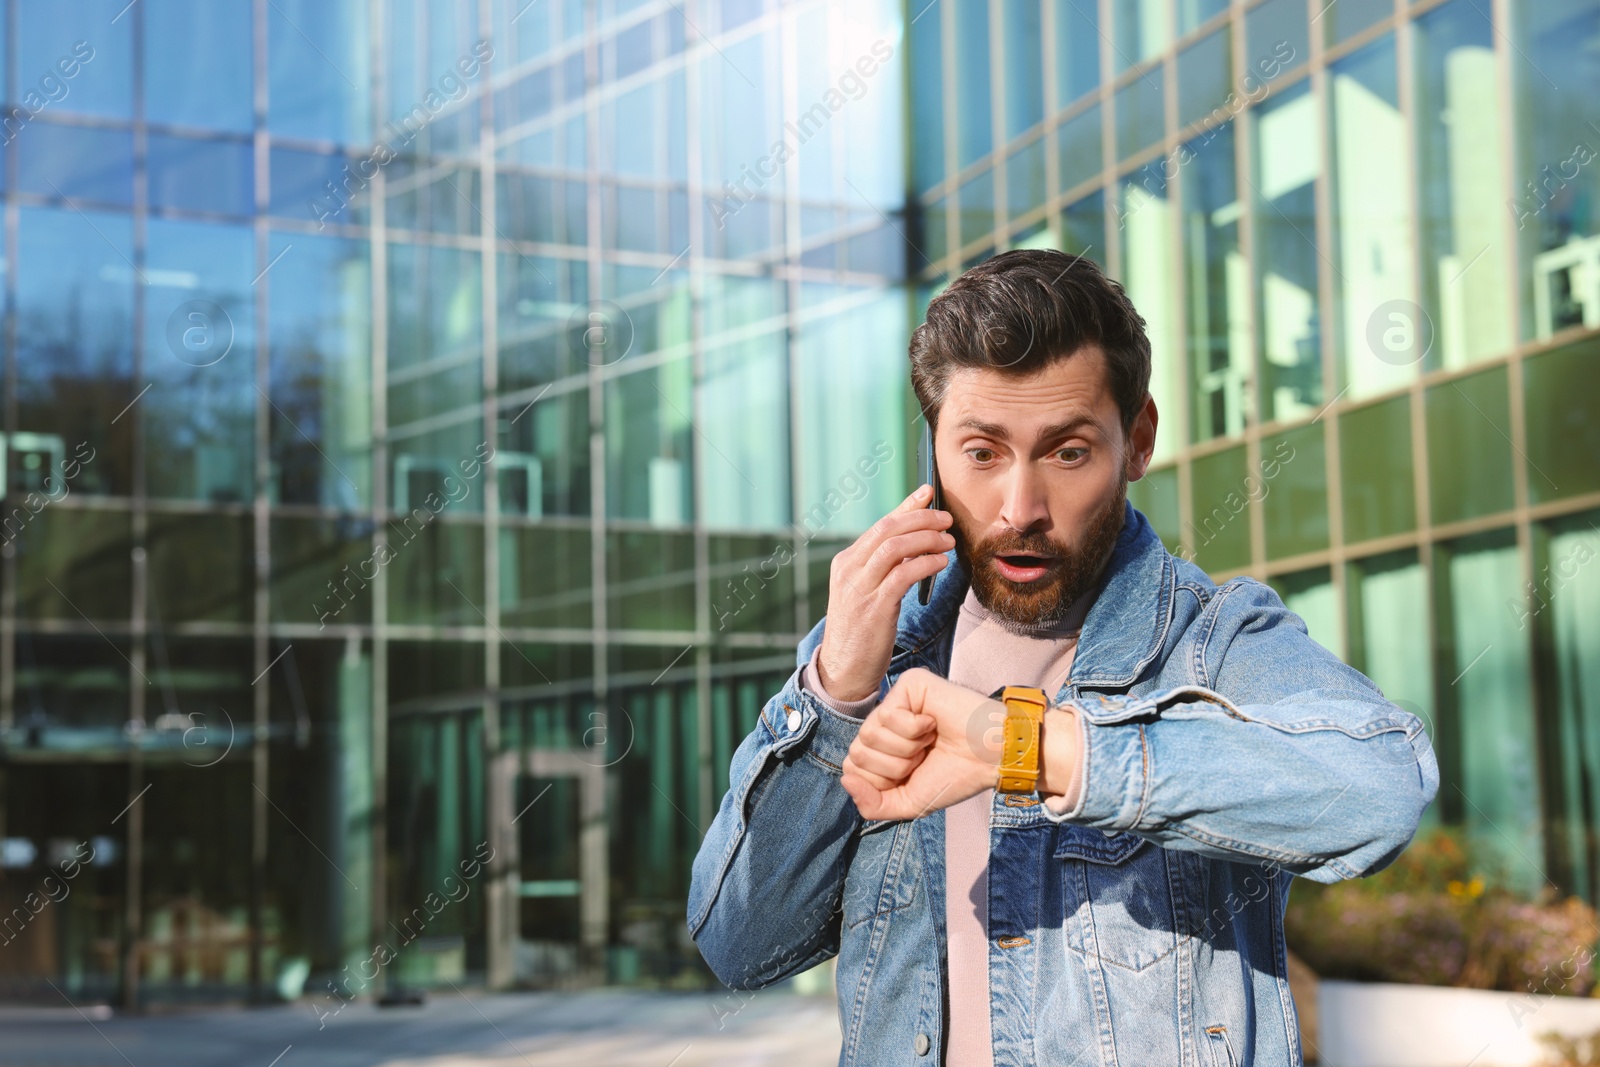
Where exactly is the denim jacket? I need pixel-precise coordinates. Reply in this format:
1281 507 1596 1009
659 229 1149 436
688 503 1438 1067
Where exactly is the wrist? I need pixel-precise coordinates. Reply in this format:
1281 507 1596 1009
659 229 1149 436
816 652 878 704
1037 704 1080 800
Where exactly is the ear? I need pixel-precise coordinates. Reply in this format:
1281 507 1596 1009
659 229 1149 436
1125 395 1158 481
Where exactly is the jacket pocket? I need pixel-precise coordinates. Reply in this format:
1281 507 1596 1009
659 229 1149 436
1057 824 1188 972
842 819 918 929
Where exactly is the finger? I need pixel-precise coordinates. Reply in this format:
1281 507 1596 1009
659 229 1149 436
843 750 902 792
851 506 953 564
891 484 935 514
871 703 936 745
858 528 956 588
850 741 921 784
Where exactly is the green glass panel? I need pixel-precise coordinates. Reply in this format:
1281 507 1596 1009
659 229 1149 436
606 529 695 631
959 168 995 248
1057 104 1102 193
1340 395 1415 543
1189 445 1252 572
1115 67 1165 159
15 506 132 622
1263 423 1327 559
1523 336 1600 504
1247 0 1308 75
1129 464 1180 553
1177 27 1231 129
271 515 375 626
1348 550 1436 835
147 510 251 623
1425 365 1514 525
1267 566 1340 659
709 534 796 635
1543 513 1600 901
1440 531 1542 896
388 519 486 626
500 525 592 629
1007 136 1046 220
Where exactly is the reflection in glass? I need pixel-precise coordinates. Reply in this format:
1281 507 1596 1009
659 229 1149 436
1247 0 1308 76
18 122 134 205
1118 166 1178 466
1513 2 1600 340
144 220 256 503
1189 445 1251 573
1062 190 1105 264
606 360 694 526
1115 68 1165 160
955 0 992 166
959 168 995 249
1183 122 1250 441
18 0 130 120
1113 0 1170 72
144 0 253 132
1425 367 1514 526
147 134 254 217
269 233 372 509
1340 395 1415 543
1177 27 1231 130
1008 136 1046 220
1252 80 1321 422
1057 103 1103 194
700 277 790 530
1003 0 1044 138
1267 567 1339 658
1330 35 1418 400
1415 1 1513 369
1442 532 1542 897
267 0 373 144
1262 424 1327 559
1177 0 1227 36
1522 338 1600 505
910 0 944 193
16 207 134 497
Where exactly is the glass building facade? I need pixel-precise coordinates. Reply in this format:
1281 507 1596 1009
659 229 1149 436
0 0 1595 1008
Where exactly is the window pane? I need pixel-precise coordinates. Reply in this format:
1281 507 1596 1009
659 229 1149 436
501 526 592 628
605 361 693 525
1543 514 1600 901
1323 0 1390 47
388 520 486 625
1262 423 1327 559
1268 567 1340 658
955 0 992 167
1340 395 1415 543
1062 190 1105 264
1177 0 1228 36
267 0 372 144
268 233 373 510
1522 335 1600 504
710 535 796 634
1330 34 1418 400
910 0 945 194
1120 165 1178 466
146 511 251 624
959 168 996 248
701 278 790 530
607 530 695 630
1129 464 1179 552
16 635 130 730
1007 136 1046 219
1247 0 1308 76
1056 103 1103 193
269 516 376 626
1348 550 1435 782
1055 0 1101 105
1113 0 1170 73
1442 532 1542 896
1414 0 1513 369
144 0 253 132
1177 27 1231 130
147 134 254 216
1115 67 1166 159
18 0 132 120
1003 0 1044 138
1190 445 1252 572
143 219 256 504
1183 122 1250 442
18 121 134 205
17 207 135 497
271 148 371 226
1252 81 1322 422
15 508 132 622
1425 365 1514 526
1513 2 1600 340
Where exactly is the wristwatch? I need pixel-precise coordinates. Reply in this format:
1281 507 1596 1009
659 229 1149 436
988 685 1048 794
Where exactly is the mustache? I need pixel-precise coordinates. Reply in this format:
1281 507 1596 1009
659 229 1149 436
968 528 1070 560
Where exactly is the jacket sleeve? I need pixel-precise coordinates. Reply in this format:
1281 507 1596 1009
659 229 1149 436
687 615 871 988
1040 578 1440 883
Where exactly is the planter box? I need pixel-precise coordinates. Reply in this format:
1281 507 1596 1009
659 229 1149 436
1318 979 1600 1067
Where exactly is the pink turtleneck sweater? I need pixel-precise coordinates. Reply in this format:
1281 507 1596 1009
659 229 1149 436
802 584 1092 1067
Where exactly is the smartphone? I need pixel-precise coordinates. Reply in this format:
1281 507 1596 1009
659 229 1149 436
917 422 943 605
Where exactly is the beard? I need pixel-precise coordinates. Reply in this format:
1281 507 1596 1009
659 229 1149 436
952 473 1127 634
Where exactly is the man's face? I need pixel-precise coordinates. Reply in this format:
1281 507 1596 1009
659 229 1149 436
934 346 1158 632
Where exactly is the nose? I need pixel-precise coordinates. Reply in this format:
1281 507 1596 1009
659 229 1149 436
997 459 1052 533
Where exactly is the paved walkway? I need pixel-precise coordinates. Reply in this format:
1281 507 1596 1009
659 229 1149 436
0 988 843 1067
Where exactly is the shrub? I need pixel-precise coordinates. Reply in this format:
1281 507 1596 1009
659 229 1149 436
1285 828 1600 995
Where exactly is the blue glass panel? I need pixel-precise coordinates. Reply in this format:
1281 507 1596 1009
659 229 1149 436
1057 103 1102 192
1003 0 1044 138
1115 67 1165 159
148 135 254 216
1177 26 1231 129
1055 0 1100 105
955 0 992 167
16 206 135 496
270 147 371 227
18 121 133 205
17 1 130 120
267 0 372 144
1177 0 1228 36
144 0 253 132
1247 0 1308 74
910 0 944 194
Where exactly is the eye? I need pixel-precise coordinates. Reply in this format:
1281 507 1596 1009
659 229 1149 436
1056 447 1088 464
968 448 996 464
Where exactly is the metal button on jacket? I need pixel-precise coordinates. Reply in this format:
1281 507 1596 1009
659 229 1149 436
913 1033 931 1056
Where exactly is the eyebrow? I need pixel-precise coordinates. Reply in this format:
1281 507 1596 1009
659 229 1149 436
955 416 1097 442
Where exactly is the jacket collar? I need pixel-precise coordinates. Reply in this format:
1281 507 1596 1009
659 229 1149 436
892 501 1174 689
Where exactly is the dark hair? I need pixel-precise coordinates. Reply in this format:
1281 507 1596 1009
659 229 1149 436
909 249 1151 431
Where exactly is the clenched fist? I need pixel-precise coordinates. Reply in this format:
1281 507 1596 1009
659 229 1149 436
840 668 1081 822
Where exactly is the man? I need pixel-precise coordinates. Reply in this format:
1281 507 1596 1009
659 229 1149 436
687 249 1437 1066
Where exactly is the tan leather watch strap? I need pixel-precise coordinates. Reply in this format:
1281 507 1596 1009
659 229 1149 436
991 685 1048 794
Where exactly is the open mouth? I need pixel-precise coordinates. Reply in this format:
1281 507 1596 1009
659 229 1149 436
992 553 1055 583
